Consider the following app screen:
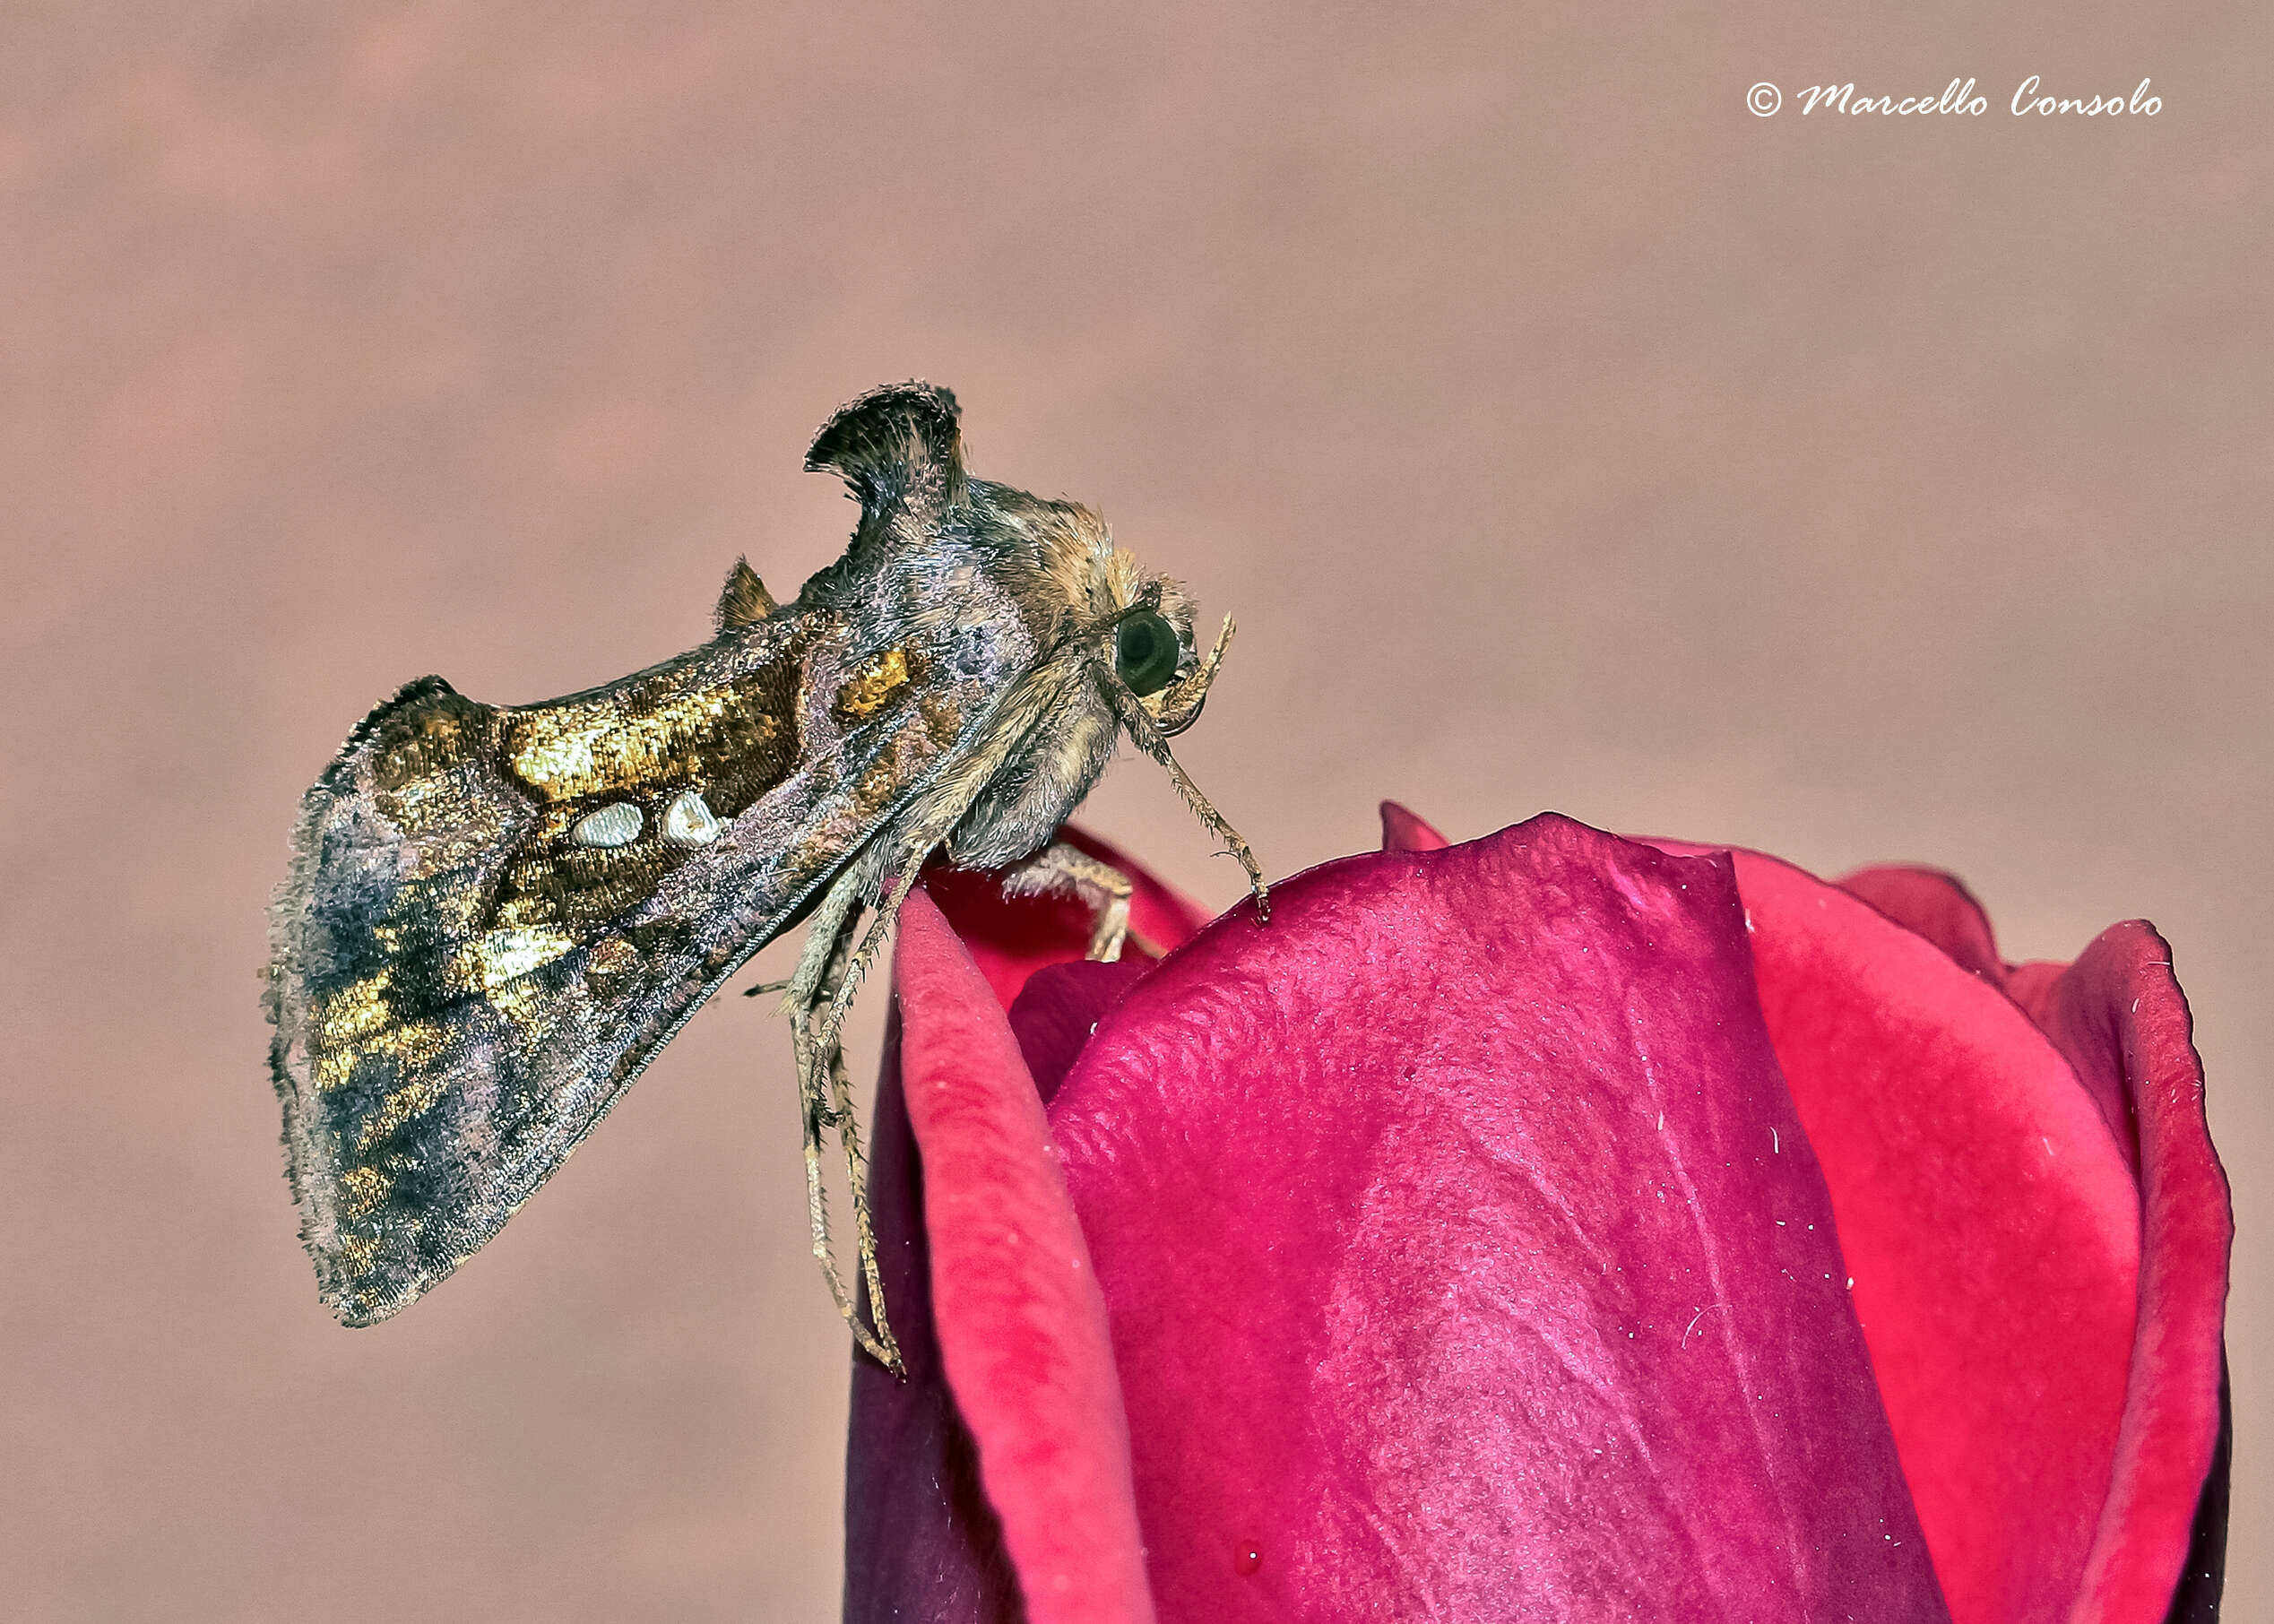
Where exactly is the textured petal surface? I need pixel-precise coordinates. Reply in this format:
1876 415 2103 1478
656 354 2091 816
846 890 1153 1624
1048 816 1946 1620
852 816 2227 1624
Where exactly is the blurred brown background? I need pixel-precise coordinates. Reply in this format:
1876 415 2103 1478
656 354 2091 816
4 3 2265 1618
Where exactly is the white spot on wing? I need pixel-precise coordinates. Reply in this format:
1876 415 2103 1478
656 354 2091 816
662 788 722 847
571 801 643 847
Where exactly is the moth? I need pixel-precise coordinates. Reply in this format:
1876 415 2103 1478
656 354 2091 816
265 382 1267 1372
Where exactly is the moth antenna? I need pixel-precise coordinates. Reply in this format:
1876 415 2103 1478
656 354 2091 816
1105 665 1271 921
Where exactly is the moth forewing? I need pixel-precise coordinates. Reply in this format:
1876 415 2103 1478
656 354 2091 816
265 598 973 1327
267 380 1267 1369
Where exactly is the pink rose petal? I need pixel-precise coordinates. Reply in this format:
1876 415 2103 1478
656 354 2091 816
844 1011 1025 1623
1379 799 1450 851
1724 851 2142 1624
1007 959 1154 1106
1824 867 2232 1622
1985 928 2230 1624
1049 816 1946 1620
851 815 2226 1624
1837 864 2008 984
848 890 1154 1624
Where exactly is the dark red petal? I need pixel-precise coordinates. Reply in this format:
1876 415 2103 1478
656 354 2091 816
849 889 1154 1624
922 826 1210 1011
1049 816 1946 1620
1727 851 2143 1624
2014 927 2232 1624
1837 864 2007 985
844 1010 1025 1624
1781 857 2232 1615
1007 959 1155 1107
2160 1361 2230 1624
2003 961 2072 1033
1378 799 1449 851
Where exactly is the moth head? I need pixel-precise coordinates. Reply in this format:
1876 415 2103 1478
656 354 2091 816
1098 575 1229 739
1088 567 1268 918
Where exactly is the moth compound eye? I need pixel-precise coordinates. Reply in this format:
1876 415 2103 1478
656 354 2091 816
1114 610 1180 696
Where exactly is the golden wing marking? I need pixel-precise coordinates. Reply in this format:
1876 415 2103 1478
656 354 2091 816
275 618 853 1325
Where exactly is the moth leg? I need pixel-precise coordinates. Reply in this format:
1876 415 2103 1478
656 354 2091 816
1000 842 1162 962
788 885 858 1317
780 878 904 1372
1102 664 1271 921
816 857 924 1055
805 860 940 1378
782 875 860 1015
824 1033 900 1375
